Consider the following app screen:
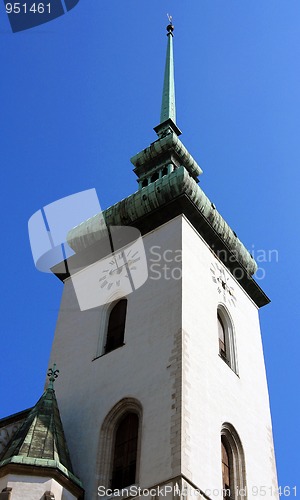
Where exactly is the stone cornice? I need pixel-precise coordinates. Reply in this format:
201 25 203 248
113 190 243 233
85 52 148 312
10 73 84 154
0 461 84 498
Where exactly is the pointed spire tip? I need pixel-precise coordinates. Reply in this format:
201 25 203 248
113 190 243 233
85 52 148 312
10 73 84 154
154 14 181 137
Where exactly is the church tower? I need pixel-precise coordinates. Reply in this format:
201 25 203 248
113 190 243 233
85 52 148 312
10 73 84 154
48 22 278 500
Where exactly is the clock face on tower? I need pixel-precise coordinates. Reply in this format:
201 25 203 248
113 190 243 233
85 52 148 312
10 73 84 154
99 247 142 292
70 230 148 311
210 262 237 306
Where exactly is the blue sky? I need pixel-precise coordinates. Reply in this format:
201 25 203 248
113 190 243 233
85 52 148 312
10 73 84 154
0 0 299 491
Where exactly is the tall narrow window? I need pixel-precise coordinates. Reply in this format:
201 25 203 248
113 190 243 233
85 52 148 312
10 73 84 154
111 413 139 489
218 314 226 359
96 398 142 491
217 307 238 373
221 424 247 500
105 299 127 354
222 439 231 498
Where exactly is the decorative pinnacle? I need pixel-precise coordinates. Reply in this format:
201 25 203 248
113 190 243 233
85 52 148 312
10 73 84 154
166 14 174 35
47 363 59 390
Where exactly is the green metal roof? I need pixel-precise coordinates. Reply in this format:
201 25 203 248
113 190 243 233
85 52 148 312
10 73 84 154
62 22 270 308
67 166 257 276
0 388 82 488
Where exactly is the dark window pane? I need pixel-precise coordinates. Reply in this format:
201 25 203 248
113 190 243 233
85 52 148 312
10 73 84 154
111 413 139 490
218 315 225 342
222 440 231 499
105 299 127 353
218 314 227 358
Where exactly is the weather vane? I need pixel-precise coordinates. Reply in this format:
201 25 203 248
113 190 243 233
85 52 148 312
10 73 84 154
166 13 174 35
47 363 59 389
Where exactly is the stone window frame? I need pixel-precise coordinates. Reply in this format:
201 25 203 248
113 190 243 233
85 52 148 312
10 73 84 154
221 423 247 500
95 398 143 492
217 305 238 375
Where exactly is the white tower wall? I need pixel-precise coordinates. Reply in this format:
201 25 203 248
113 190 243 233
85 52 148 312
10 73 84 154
181 217 278 499
49 215 278 500
49 216 183 499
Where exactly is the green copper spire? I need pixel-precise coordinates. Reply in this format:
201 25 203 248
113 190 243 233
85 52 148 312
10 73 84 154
154 17 182 138
161 19 176 123
0 384 83 493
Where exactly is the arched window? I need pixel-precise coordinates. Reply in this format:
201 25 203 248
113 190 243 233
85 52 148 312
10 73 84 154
105 299 127 354
161 166 168 177
221 424 247 500
217 307 238 374
111 413 139 489
95 398 142 492
150 172 159 183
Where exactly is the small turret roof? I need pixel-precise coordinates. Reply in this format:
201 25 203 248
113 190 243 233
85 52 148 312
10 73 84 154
0 386 82 488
